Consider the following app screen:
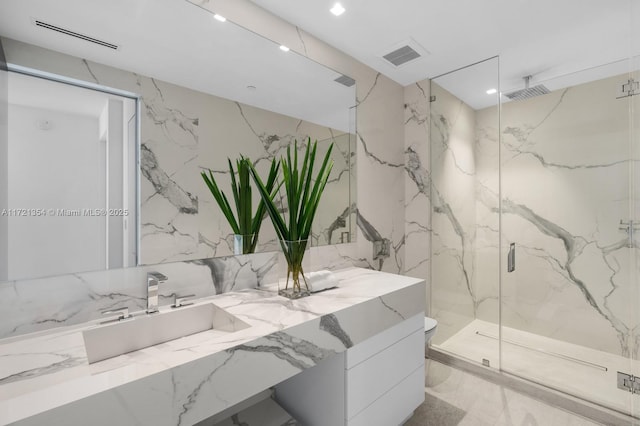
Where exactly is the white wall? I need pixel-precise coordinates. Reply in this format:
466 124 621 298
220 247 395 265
8 104 106 279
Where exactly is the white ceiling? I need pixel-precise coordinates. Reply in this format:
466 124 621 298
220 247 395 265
252 0 640 109
0 0 355 132
2 0 639 113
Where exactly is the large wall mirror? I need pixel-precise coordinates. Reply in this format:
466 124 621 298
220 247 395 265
0 0 356 282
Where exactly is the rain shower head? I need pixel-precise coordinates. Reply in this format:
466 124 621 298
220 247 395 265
503 75 550 101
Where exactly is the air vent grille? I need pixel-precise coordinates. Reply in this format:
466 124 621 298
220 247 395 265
382 45 421 67
334 74 355 87
34 20 119 50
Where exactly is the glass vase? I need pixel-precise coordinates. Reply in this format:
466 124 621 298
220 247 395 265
232 234 257 255
278 238 311 299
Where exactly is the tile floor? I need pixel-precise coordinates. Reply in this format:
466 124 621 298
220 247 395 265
404 359 604 426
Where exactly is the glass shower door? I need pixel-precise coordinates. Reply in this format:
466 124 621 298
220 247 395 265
499 60 637 415
631 56 640 423
429 57 501 368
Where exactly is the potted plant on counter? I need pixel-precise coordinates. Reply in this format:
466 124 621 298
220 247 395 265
250 138 334 298
201 156 280 254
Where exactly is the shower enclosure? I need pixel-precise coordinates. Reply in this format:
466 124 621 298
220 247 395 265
429 55 640 418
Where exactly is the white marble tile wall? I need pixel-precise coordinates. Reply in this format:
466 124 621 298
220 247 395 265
196 0 407 275
478 73 639 358
428 71 639 359
403 81 431 309
0 252 279 338
428 82 481 344
0 0 408 338
3 38 352 264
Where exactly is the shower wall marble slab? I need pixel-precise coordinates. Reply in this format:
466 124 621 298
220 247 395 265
478 73 639 358
403 81 431 289
427 83 480 344
0 0 407 339
429 71 637 358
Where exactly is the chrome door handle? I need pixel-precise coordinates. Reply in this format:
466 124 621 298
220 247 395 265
507 243 516 273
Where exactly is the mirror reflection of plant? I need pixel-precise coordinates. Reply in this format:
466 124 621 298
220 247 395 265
250 138 334 293
201 156 280 254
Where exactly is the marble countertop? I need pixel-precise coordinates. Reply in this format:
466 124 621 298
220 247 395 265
0 268 425 426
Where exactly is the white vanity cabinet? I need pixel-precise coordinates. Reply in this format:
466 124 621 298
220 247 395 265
275 313 425 426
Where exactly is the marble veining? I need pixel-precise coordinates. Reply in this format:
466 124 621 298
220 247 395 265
3 38 355 266
501 197 633 355
0 0 409 353
140 144 198 214
228 332 336 371
319 314 353 348
428 71 639 359
0 252 280 339
358 133 403 169
403 81 431 284
176 352 235 426
140 76 199 147
0 268 424 426
356 72 381 106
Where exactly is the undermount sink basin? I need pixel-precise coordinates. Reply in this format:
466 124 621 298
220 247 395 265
82 302 249 363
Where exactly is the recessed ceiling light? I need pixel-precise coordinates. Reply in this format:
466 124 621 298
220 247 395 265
213 14 226 22
330 3 346 16
486 88 497 95
279 45 290 52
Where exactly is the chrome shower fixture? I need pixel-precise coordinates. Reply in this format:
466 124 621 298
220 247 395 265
503 75 550 101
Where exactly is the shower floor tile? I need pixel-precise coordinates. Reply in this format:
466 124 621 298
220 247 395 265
434 319 638 416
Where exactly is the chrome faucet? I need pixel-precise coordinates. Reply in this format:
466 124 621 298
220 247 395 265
146 272 167 313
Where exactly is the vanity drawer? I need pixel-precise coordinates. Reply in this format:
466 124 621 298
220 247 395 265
346 313 423 369
346 328 424 420
348 365 424 426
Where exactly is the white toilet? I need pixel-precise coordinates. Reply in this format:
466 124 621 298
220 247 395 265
424 316 438 344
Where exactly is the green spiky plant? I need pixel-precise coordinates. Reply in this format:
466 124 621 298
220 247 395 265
250 138 334 294
201 156 280 254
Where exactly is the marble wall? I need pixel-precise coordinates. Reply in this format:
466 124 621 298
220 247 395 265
0 0 408 339
403 81 430 288
197 0 407 274
2 38 352 266
485 73 639 358
425 82 488 344
427 69 639 358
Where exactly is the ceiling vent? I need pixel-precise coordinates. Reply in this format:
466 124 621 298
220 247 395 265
334 74 356 87
383 45 421 67
379 38 429 68
34 20 119 50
